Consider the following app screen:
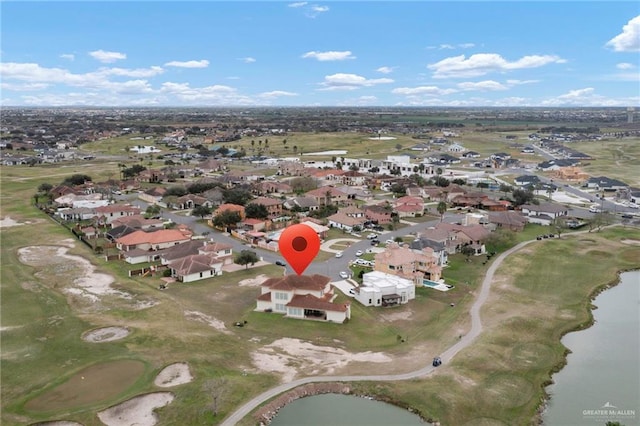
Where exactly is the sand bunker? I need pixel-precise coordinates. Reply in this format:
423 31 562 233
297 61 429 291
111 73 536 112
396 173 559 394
17 243 156 310
0 216 23 228
251 338 391 383
154 363 193 387
97 392 174 426
184 310 230 334
82 327 130 343
238 274 269 287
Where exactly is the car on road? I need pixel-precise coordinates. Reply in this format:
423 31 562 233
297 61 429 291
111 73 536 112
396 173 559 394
370 239 379 245
385 239 395 245
621 214 633 219
335 251 343 258
355 250 363 256
275 260 286 266
339 271 349 279
432 357 442 367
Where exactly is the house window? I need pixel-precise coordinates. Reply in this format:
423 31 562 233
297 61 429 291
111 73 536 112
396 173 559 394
369 299 372 304
275 292 288 300
275 303 286 312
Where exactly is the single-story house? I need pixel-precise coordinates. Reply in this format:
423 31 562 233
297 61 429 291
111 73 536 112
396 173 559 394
354 271 415 307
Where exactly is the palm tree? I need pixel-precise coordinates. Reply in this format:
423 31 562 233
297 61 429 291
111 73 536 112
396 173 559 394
437 201 447 222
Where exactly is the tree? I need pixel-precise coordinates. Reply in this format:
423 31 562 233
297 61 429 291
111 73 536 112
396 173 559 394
245 203 269 219
499 183 512 198
145 204 162 218
390 183 406 196
552 216 567 238
235 250 259 269
437 201 448 222
394 236 403 243
588 211 614 232
62 174 92 186
349 163 359 172
477 182 489 192
192 205 212 219
223 188 252 206
203 377 228 417
512 187 535 207
122 164 146 179
290 176 317 194
293 145 298 154
461 245 476 258
213 210 241 230
38 182 53 193
433 176 450 187
395 143 402 151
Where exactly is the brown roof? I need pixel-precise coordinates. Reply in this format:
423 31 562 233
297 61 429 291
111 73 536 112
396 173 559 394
435 223 490 241
116 229 191 246
253 196 283 206
287 294 348 312
94 204 141 214
169 254 221 276
261 274 330 292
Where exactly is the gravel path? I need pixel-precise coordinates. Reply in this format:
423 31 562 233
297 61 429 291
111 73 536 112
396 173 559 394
220 238 537 426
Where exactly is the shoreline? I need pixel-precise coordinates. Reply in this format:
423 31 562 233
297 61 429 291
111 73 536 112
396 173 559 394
253 383 433 425
533 267 640 424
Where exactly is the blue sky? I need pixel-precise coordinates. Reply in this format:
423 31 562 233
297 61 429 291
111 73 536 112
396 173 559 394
1 1 638 107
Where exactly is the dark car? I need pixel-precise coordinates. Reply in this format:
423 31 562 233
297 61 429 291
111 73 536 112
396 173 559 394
275 260 286 266
432 357 442 367
621 214 633 219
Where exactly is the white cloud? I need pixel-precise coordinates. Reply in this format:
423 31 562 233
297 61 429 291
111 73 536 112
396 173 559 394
540 87 626 106
89 50 126 63
1 82 50 91
164 60 209 68
427 43 476 50
319 73 393 90
616 62 635 69
606 15 640 52
457 80 508 91
99 66 164 78
391 86 457 96
376 66 395 74
258 90 298 99
239 57 256 63
307 4 329 17
60 53 75 61
302 51 355 61
288 2 307 7
428 53 565 78
160 81 256 105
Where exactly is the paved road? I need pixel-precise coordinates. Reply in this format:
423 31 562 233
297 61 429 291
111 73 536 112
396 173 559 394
219 237 538 426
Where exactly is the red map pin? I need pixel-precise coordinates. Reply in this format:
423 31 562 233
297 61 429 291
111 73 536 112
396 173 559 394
278 224 320 275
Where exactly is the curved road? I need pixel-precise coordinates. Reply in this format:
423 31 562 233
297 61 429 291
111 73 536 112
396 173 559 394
220 238 537 426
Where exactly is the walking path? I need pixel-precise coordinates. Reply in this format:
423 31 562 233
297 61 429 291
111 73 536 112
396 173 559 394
220 238 537 426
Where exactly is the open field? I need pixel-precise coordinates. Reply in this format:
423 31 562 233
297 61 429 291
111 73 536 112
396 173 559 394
2 129 639 426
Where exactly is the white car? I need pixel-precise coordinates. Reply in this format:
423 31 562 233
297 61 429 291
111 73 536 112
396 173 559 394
339 271 349 279
355 250 363 256
629 203 639 209
335 251 343 258
385 239 395 245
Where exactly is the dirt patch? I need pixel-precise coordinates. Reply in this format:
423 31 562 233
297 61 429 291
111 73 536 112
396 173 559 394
251 338 391 383
238 274 269 287
184 310 231 334
25 360 145 412
621 239 640 246
0 216 23 228
97 392 174 426
16 243 156 311
379 310 413 322
154 363 193 387
82 327 130 343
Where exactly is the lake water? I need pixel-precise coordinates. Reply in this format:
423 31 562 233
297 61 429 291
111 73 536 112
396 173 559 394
543 270 640 426
269 393 426 425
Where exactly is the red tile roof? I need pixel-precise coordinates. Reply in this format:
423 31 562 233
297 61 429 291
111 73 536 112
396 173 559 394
116 229 191 246
287 294 348 312
261 274 330 292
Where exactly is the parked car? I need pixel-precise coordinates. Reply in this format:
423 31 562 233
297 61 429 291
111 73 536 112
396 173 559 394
335 251 343 258
355 250 363 256
275 260 286 266
339 271 349 279
621 214 633 219
371 239 379 245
